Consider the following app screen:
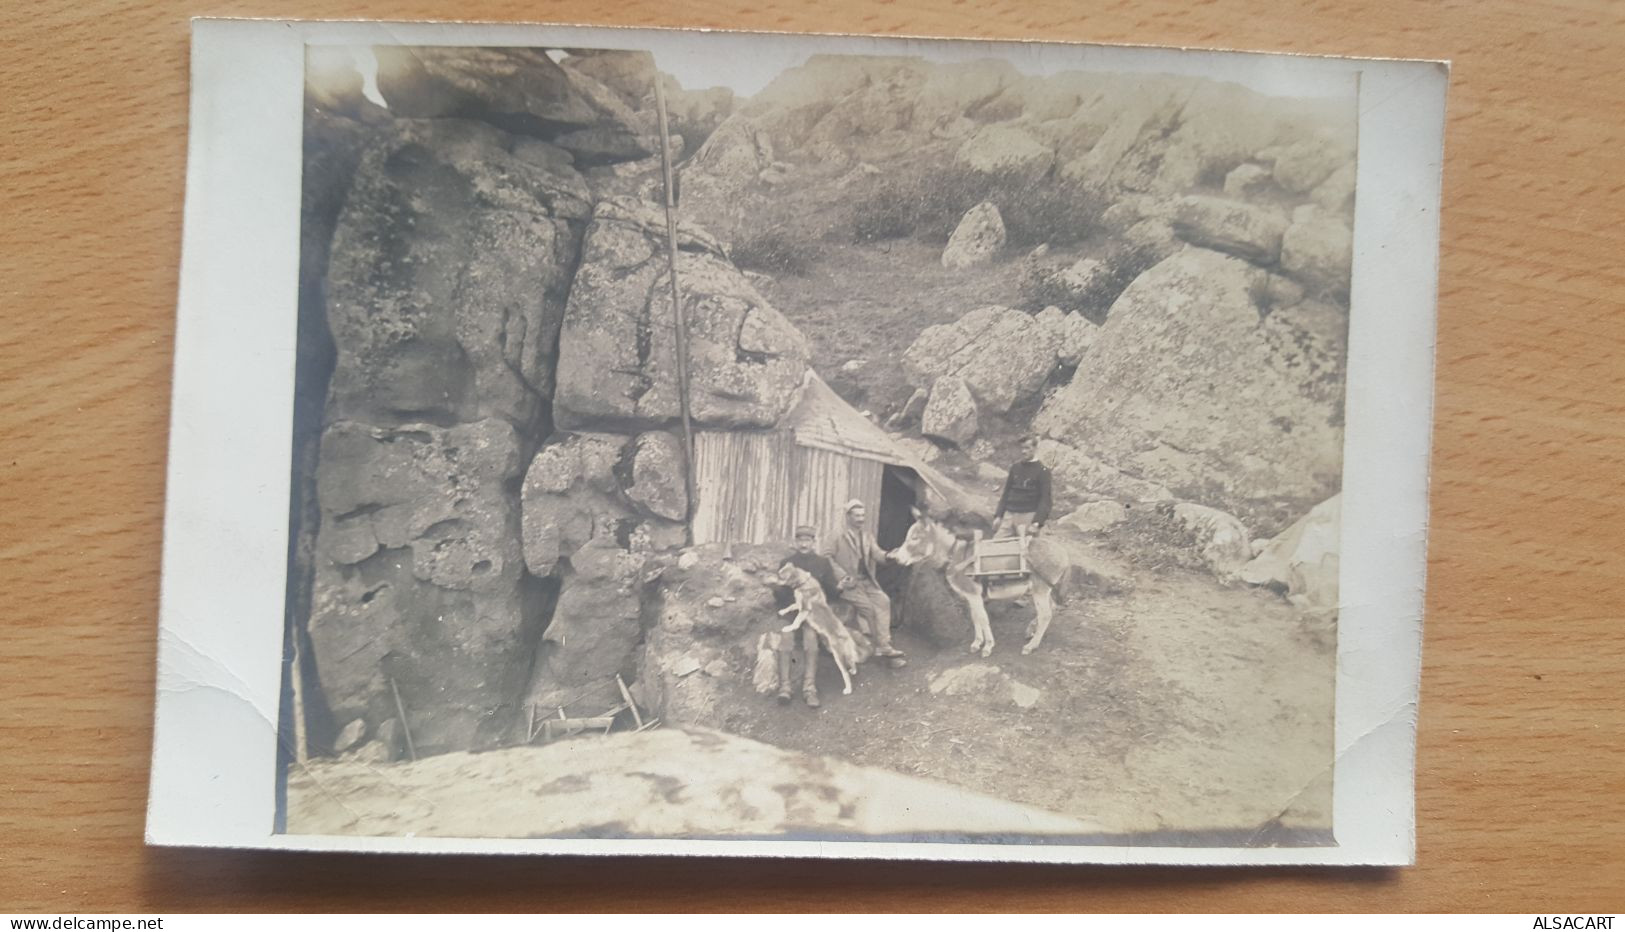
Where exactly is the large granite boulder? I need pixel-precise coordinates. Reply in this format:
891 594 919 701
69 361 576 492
323 119 590 428
372 46 656 162
553 198 810 430
920 375 979 446
307 418 531 754
1035 248 1347 518
902 306 1061 413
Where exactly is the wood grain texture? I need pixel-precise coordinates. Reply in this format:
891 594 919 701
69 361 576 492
3 0 1622 913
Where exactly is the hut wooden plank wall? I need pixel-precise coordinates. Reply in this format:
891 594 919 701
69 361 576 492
691 430 883 545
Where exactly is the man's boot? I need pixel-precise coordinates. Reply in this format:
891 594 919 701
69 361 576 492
775 650 792 704
803 645 820 708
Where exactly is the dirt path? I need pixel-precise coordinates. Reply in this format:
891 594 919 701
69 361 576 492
721 558 1335 842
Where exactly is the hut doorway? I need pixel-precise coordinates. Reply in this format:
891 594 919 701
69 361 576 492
876 465 920 628
877 465 920 549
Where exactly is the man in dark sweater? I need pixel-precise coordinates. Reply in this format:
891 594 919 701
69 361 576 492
770 525 846 707
993 435 1053 538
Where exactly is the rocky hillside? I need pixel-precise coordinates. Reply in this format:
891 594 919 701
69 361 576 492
674 53 1354 538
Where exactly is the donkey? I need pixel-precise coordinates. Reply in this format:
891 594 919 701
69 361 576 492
891 510 1063 657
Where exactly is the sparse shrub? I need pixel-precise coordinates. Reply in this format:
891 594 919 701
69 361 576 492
1018 237 1165 324
730 228 812 277
847 166 1108 250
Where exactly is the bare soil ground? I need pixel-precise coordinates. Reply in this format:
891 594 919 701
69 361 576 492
718 549 1336 841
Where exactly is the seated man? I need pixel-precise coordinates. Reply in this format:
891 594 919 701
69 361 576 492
825 499 907 669
769 525 844 707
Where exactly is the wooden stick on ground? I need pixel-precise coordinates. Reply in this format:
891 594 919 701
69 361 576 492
388 675 417 762
615 674 643 730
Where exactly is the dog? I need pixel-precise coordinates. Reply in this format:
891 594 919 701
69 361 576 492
774 562 863 696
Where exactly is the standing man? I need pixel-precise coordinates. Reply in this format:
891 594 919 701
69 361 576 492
993 435 1053 538
770 525 844 708
826 499 907 669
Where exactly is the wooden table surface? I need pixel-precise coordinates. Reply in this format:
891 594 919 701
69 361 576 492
4 0 1623 914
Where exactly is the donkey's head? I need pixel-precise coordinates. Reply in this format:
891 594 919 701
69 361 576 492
892 507 953 567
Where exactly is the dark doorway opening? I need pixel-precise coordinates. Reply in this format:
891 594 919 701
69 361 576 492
876 465 920 626
877 465 920 549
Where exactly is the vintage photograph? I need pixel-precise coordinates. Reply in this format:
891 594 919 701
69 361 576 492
276 36 1358 845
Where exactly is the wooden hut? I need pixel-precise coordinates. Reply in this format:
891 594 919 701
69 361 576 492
690 371 976 547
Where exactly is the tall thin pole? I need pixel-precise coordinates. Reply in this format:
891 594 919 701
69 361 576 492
654 71 697 533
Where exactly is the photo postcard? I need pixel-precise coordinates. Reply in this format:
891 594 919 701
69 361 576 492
147 19 1446 865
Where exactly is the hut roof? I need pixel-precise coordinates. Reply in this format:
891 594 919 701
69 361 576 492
783 371 904 463
780 370 987 515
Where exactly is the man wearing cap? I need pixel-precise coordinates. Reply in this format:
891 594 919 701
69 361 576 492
825 499 907 668
769 525 845 707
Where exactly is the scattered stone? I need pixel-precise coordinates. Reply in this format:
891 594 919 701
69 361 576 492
1170 195 1290 264
703 659 730 678
1271 137 1351 194
677 551 700 571
840 358 868 373
1010 682 1042 710
334 719 367 754
975 462 1008 484
1057 500 1129 534
941 201 1007 269
706 596 726 608
1242 494 1340 613
1222 163 1274 199
1172 502 1254 581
